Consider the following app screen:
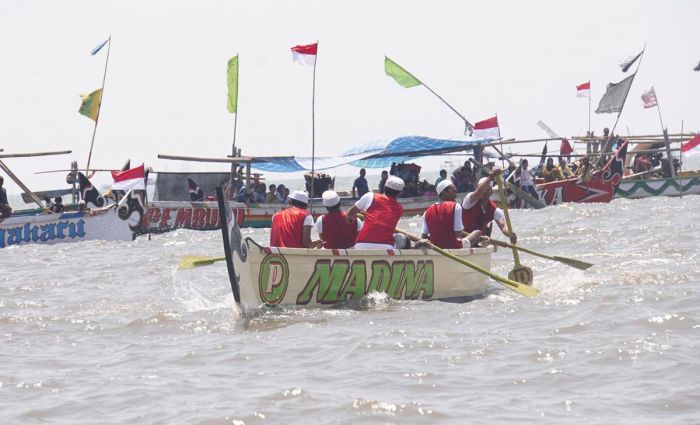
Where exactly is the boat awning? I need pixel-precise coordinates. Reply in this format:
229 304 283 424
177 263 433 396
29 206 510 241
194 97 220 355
250 136 488 172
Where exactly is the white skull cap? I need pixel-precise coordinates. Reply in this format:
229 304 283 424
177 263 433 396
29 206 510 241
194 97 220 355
321 190 340 207
385 176 404 191
289 190 309 204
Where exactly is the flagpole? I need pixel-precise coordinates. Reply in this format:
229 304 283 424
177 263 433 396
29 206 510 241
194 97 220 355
309 41 318 213
143 163 151 241
679 120 685 198
230 56 239 200
387 57 473 133
588 88 591 135
85 35 111 175
496 113 505 169
595 47 645 168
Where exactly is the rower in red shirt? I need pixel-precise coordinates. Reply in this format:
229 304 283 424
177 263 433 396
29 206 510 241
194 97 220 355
315 190 363 249
269 190 315 248
420 180 481 249
346 176 406 249
461 169 517 243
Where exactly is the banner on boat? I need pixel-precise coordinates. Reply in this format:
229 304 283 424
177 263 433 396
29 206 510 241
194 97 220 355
0 209 133 248
144 205 246 232
257 253 436 305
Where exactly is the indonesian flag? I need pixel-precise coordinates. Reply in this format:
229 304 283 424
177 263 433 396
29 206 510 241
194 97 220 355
291 43 317 66
576 81 590 98
641 87 658 109
681 134 700 159
112 164 146 191
472 116 500 140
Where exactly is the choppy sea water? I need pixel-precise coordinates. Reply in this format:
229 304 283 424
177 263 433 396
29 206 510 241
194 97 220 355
1 195 699 424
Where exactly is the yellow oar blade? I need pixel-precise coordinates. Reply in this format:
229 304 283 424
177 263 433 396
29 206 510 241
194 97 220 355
177 255 226 270
551 256 594 270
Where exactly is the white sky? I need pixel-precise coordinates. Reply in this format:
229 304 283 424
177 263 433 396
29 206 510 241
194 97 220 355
1 0 699 197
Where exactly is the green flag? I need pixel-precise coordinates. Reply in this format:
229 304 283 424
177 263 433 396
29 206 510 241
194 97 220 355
384 56 421 88
78 88 102 121
227 55 239 113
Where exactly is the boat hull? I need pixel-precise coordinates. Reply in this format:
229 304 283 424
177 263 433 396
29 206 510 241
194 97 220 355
233 241 494 311
0 207 135 248
615 173 700 199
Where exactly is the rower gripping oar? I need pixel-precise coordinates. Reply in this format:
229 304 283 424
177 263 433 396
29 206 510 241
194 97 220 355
495 173 534 285
394 228 538 298
178 255 226 270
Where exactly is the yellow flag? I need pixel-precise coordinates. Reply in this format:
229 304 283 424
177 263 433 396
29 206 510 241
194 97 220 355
78 88 102 121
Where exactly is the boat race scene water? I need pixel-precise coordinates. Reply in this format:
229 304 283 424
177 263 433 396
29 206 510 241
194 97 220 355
2 1 699 424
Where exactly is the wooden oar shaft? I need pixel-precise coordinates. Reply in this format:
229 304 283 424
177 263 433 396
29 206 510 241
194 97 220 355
474 235 593 270
393 228 537 297
495 174 521 265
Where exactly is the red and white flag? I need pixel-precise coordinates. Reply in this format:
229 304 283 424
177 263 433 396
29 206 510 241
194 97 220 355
291 43 317 66
112 164 145 191
472 116 500 140
641 87 658 108
681 134 700 160
576 81 590 98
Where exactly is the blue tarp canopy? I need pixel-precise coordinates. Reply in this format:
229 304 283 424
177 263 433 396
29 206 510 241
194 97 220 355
250 136 488 173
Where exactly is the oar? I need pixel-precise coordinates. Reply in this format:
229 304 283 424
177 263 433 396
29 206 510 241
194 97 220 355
486 238 593 270
393 228 539 298
494 173 534 285
464 231 593 270
177 255 226 270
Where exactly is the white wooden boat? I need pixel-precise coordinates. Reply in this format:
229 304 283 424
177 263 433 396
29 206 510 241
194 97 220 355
0 205 135 248
213 188 494 312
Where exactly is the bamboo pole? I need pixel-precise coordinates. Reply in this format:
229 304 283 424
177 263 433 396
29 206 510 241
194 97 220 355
0 150 72 159
85 35 111 174
310 41 318 212
0 160 45 209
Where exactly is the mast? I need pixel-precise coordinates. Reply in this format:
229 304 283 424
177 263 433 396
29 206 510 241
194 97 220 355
85 35 111 175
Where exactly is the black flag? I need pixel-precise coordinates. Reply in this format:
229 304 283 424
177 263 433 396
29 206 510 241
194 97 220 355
187 178 204 201
77 172 105 207
538 142 548 167
620 50 643 73
694 61 700 72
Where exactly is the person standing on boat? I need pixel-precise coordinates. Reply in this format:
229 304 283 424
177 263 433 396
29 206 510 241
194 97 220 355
352 168 369 199
378 170 389 194
0 176 11 218
461 170 517 244
347 176 405 249
269 190 314 248
421 180 480 249
315 190 363 249
517 159 539 200
435 169 448 188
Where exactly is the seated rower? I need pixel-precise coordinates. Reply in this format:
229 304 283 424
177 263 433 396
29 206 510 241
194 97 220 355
421 180 480 249
269 190 314 248
346 176 405 249
462 170 517 244
315 190 363 249
0 176 11 219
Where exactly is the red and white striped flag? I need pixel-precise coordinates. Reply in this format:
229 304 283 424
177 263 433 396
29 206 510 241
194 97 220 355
291 43 317 66
472 116 500 140
576 81 590 98
681 134 700 160
112 164 145 191
641 87 658 108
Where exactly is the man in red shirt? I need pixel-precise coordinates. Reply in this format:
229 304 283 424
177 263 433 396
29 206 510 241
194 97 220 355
269 190 314 248
461 170 517 243
347 176 405 249
421 180 480 249
315 190 363 249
